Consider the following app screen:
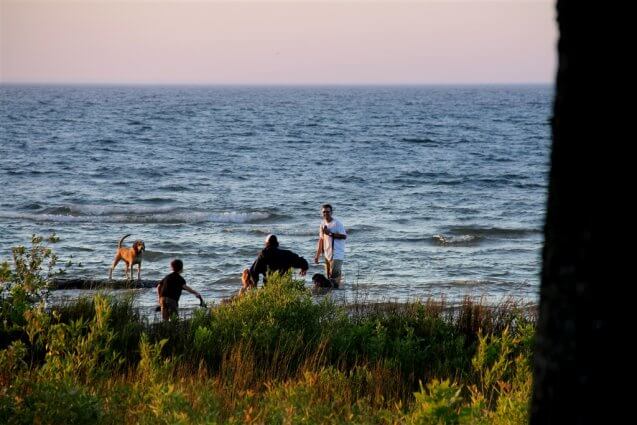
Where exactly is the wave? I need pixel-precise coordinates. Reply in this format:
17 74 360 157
158 184 193 192
40 205 178 216
213 276 242 285
20 203 44 211
513 182 547 189
446 225 540 238
210 212 272 223
94 138 117 145
441 279 502 287
138 197 176 204
64 246 95 252
401 137 438 145
384 236 431 244
385 231 523 246
346 224 381 234
246 228 272 236
0 208 275 224
391 170 463 186
392 177 464 186
236 224 374 237
398 170 443 179
6 170 54 176
142 250 184 262
244 228 315 237
342 175 366 183
432 234 482 246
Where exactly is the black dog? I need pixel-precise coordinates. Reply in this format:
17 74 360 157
312 273 337 289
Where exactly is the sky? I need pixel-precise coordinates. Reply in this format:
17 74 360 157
0 1 557 85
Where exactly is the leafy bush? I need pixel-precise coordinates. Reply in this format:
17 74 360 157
190 271 338 372
2 378 102 425
52 294 145 366
0 340 27 386
0 234 62 333
0 235 536 424
329 306 469 387
407 379 476 424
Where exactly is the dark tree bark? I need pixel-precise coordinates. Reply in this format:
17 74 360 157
531 1 623 423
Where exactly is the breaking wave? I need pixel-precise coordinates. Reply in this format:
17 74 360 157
431 234 482 246
446 225 540 238
0 208 274 224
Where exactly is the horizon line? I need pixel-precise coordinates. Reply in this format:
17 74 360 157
0 81 554 88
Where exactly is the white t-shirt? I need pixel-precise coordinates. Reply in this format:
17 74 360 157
320 218 347 261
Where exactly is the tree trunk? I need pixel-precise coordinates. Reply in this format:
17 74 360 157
531 1 622 423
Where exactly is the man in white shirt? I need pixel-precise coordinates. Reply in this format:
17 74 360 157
314 204 347 287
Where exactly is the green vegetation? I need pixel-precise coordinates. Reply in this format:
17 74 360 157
1 236 535 424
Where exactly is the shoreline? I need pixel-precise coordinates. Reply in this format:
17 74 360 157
47 278 538 325
50 277 157 289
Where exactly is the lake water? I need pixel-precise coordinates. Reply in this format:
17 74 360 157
0 85 551 316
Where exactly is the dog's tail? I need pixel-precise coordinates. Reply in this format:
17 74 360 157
118 234 132 248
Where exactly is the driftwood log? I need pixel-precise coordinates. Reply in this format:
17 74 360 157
49 278 157 290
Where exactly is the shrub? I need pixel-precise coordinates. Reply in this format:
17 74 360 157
191 271 338 373
407 379 476 424
0 234 62 333
0 340 27 386
3 378 102 425
0 235 537 424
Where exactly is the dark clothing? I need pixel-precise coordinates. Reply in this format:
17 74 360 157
159 296 178 321
157 272 186 302
312 273 336 289
250 246 309 284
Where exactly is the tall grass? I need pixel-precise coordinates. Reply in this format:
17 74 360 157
1 239 535 424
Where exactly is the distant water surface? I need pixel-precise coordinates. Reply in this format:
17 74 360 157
0 85 551 316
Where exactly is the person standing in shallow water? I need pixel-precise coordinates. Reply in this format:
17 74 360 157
156 259 203 321
314 204 347 288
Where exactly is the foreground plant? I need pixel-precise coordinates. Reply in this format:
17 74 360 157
0 236 535 424
0 234 65 331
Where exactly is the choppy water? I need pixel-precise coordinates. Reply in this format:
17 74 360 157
0 85 551 316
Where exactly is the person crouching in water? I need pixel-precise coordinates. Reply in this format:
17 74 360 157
250 234 308 285
156 259 203 321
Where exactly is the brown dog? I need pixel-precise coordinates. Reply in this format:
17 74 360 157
239 268 256 295
221 269 256 305
108 234 145 281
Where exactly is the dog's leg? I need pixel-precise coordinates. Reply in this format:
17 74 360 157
137 263 141 281
109 256 120 280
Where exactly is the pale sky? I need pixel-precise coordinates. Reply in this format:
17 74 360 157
0 0 556 85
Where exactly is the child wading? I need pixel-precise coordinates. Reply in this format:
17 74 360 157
156 259 203 321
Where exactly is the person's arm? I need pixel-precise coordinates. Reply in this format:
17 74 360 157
325 222 347 240
314 226 324 263
325 230 346 240
294 255 309 277
250 255 264 285
183 284 202 300
156 279 163 302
